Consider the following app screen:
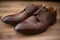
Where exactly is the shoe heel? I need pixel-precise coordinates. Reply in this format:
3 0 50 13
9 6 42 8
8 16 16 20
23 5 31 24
50 19 56 25
50 11 57 25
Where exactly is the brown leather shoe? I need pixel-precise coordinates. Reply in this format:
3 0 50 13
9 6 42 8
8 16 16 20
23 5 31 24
15 6 57 34
1 4 39 25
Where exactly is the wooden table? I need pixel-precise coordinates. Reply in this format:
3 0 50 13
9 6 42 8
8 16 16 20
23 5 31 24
0 1 60 40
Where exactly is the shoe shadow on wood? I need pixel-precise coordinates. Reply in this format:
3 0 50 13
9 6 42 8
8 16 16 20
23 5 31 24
56 18 60 24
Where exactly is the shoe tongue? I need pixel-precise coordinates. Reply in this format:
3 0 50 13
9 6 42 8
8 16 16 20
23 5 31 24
24 4 38 14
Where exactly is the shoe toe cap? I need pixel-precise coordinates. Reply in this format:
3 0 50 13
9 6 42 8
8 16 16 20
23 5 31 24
15 23 38 34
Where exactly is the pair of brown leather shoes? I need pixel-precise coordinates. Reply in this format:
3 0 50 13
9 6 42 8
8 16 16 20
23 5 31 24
1 4 57 34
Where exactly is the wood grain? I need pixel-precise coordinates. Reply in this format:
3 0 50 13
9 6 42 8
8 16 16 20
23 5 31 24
0 1 60 40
